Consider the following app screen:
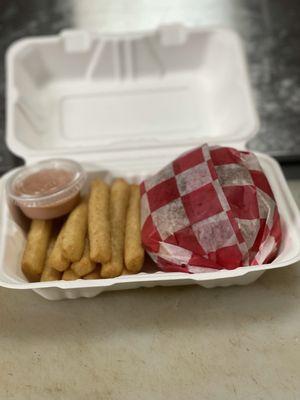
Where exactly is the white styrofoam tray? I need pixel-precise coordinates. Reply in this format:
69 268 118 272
2 25 300 300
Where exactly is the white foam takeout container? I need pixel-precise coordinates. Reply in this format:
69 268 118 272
1 25 300 300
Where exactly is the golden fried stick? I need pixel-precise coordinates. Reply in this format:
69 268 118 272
124 184 144 273
101 179 130 278
40 238 62 282
70 238 96 277
88 180 111 263
22 219 52 282
47 223 70 272
83 266 101 280
62 202 88 262
121 267 134 276
62 268 80 281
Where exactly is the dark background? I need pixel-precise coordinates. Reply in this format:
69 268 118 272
0 0 299 177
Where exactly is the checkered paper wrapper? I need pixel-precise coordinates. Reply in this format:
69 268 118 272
140 144 282 273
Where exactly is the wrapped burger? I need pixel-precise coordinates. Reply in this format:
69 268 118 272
140 144 281 273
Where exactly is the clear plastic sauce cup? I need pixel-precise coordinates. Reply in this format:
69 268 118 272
6 159 86 219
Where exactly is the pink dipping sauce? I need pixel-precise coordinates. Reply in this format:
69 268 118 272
6 159 86 219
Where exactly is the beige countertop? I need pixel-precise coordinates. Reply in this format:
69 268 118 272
0 180 299 400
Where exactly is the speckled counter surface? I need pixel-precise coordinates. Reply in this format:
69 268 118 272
0 180 299 400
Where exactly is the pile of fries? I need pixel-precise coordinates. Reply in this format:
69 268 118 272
21 179 144 282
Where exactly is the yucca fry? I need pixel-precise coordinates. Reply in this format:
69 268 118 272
70 238 96 277
40 238 62 282
88 179 111 263
83 266 101 280
121 267 134 276
22 219 52 282
62 202 88 262
62 268 80 281
101 179 130 278
124 184 144 273
47 223 70 272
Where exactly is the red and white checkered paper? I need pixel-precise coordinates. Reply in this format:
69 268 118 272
140 144 281 273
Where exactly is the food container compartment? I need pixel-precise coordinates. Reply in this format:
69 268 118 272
2 25 300 300
0 155 299 301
